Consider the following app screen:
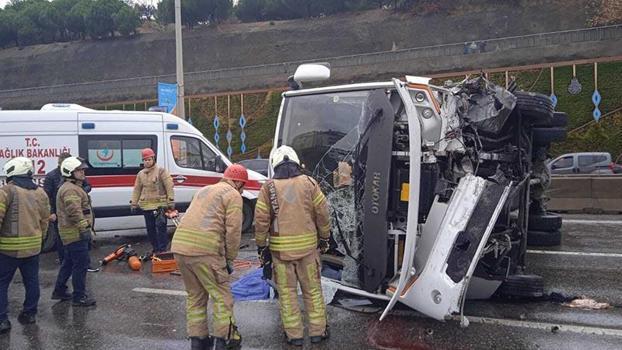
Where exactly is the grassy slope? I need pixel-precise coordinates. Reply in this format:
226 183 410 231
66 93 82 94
94 61 622 161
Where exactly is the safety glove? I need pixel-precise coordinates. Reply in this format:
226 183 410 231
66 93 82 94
257 246 271 266
318 238 330 254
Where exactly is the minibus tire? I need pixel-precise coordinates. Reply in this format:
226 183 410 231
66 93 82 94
528 212 562 232
497 274 545 299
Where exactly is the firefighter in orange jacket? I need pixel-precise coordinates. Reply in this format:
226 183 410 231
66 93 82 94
254 146 331 346
171 164 248 350
131 148 174 253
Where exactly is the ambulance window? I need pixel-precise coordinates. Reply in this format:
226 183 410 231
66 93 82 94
171 136 203 170
87 140 122 168
201 143 218 171
79 135 157 175
123 139 151 168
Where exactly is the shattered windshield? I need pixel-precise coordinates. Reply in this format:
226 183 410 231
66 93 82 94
279 90 376 182
279 89 382 287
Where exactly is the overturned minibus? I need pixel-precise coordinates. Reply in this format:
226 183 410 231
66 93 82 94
271 64 566 323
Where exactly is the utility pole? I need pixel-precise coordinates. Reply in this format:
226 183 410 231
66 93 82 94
174 0 186 120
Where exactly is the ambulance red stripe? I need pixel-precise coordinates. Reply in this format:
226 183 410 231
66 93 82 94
87 175 262 191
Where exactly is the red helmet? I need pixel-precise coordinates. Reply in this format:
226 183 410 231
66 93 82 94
223 164 248 184
141 148 156 160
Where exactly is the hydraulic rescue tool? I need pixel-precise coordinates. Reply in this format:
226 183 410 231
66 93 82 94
100 244 142 271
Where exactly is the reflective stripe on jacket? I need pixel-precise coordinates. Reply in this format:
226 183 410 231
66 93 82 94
131 165 174 210
57 180 92 245
171 180 242 260
0 183 50 258
254 175 331 261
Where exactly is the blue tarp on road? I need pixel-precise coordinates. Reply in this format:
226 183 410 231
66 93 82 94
231 268 271 301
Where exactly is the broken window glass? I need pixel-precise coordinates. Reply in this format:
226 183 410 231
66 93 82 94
279 90 386 287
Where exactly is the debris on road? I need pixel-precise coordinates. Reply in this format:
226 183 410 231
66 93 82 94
563 298 612 310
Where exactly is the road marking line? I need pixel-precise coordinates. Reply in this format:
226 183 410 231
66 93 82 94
132 287 278 304
133 287 188 296
456 315 622 337
527 250 622 258
387 310 622 337
563 219 622 225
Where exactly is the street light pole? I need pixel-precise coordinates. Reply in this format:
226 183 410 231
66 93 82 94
174 0 186 120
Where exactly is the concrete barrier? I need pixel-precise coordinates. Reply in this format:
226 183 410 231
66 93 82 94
547 175 622 213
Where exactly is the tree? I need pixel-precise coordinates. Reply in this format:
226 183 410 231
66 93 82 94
156 0 233 27
14 12 39 46
156 0 175 25
114 6 141 36
211 0 233 23
0 9 19 48
10 0 59 45
133 3 158 21
67 0 92 39
38 1 63 42
52 0 81 41
236 0 265 22
85 0 120 38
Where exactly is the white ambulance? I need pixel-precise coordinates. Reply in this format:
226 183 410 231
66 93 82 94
0 104 265 242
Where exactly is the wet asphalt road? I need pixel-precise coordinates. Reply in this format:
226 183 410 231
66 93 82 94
2 214 622 350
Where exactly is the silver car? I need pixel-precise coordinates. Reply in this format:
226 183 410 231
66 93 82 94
548 152 614 175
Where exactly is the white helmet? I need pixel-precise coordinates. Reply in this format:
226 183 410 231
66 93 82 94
61 157 88 177
3 157 33 178
271 145 300 168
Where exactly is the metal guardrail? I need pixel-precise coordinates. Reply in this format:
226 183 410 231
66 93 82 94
548 174 622 213
1 25 622 106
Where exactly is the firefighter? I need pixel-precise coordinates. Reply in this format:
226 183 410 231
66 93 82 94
44 152 98 272
0 158 50 334
51 157 96 307
171 164 248 350
131 148 174 253
254 146 331 346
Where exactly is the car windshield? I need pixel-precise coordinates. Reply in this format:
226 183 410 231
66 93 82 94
239 159 268 173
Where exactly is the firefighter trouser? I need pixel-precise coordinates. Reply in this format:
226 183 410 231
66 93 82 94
175 254 240 340
273 250 327 339
0 253 40 321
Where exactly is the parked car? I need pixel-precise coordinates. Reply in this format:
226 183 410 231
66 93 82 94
611 154 622 174
548 152 616 174
238 158 269 177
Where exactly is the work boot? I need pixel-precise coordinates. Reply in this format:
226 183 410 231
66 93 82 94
226 337 242 350
51 289 72 301
212 337 227 350
0 319 11 334
17 312 36 325
72 296 96 307
286 337 304 346
190 336 211 350
310 327 330 344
